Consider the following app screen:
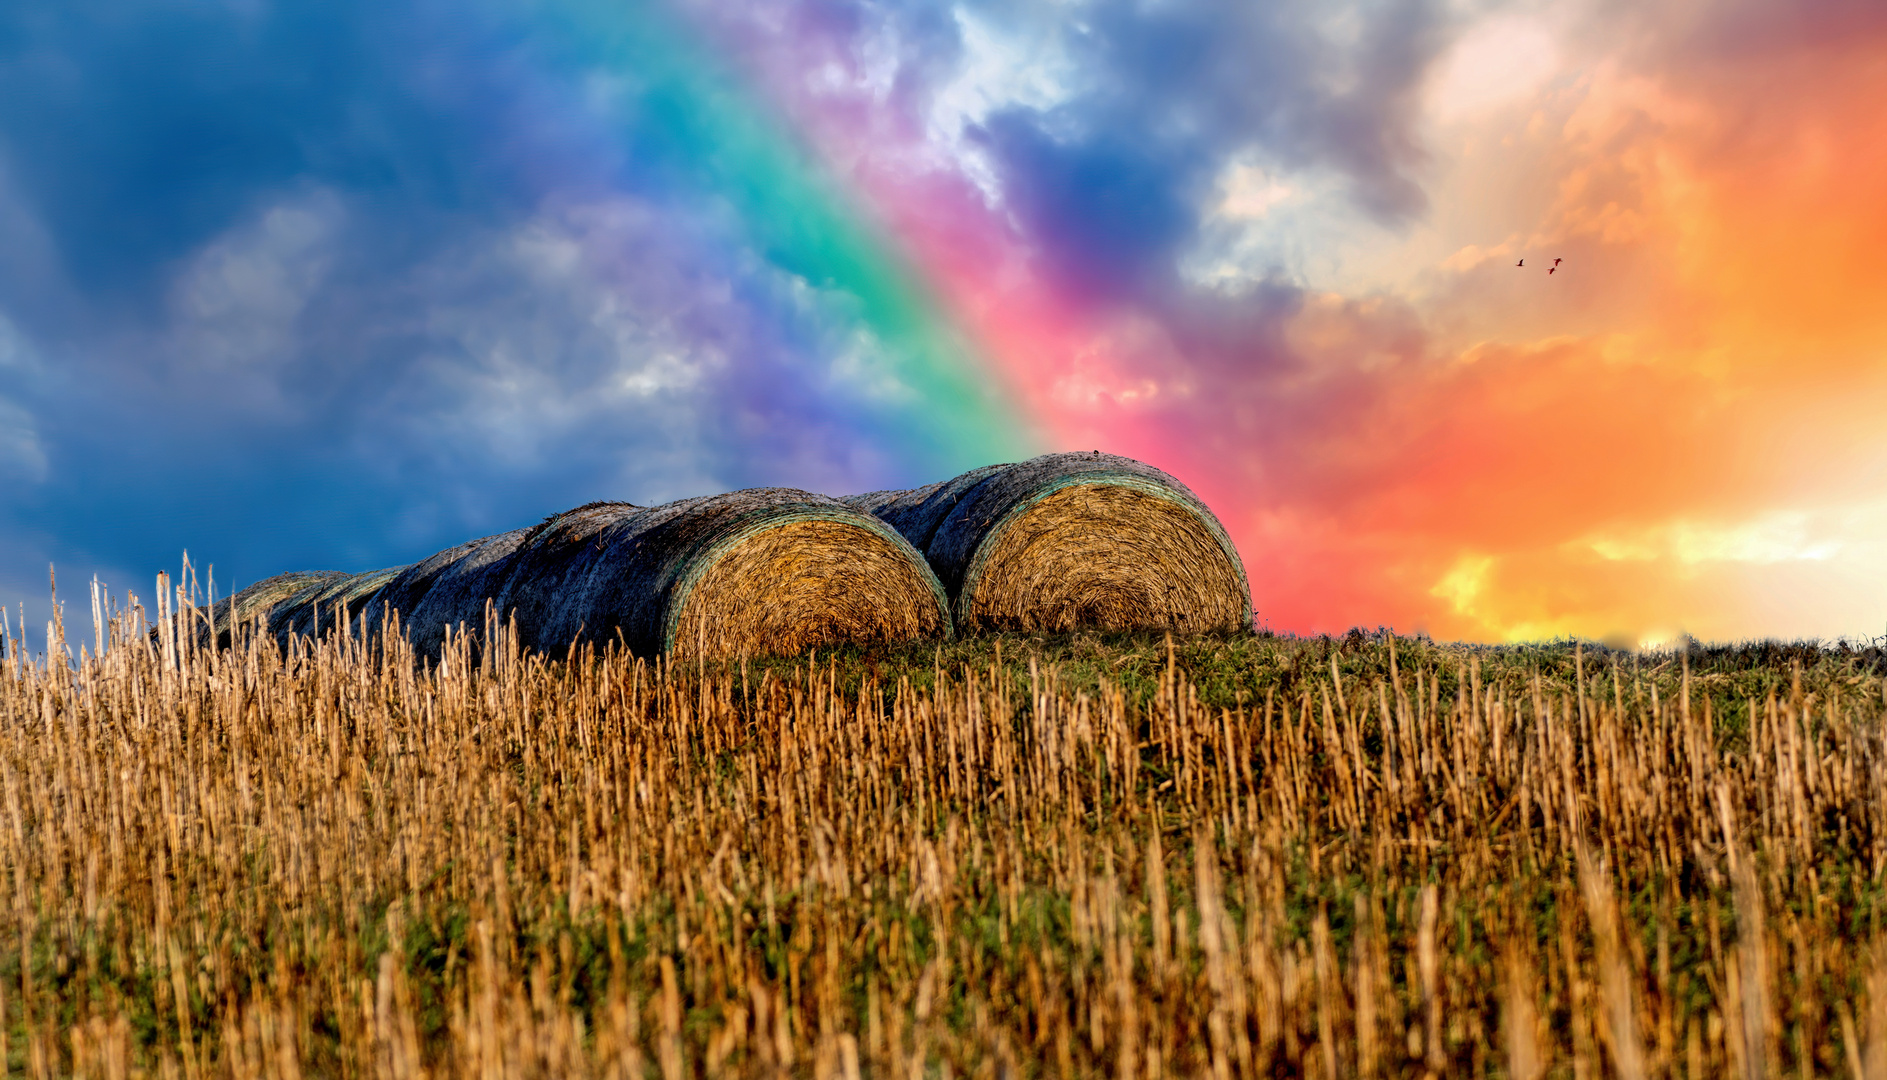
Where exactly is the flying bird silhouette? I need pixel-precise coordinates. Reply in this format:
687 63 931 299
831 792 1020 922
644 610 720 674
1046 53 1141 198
1517 259 1524 266
1553 257 1563 267
1548 267 1557 275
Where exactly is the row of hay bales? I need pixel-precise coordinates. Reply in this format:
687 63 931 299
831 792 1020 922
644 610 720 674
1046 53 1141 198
218 452 1249 660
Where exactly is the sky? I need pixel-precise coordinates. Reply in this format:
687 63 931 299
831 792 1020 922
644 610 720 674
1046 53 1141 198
2 0 1885 647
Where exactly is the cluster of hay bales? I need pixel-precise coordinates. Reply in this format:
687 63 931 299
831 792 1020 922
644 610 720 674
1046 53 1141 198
227 491 947 661
228 453 1248 660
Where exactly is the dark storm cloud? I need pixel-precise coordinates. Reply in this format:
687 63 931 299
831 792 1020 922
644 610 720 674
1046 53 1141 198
689 0 1451 277
969 113 1203 302
958 0 1444 299
0 2 531 305
0 1 584 606
0 0 965 621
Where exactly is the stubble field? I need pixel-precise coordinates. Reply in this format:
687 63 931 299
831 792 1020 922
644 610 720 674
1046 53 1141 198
4 586 1887 1079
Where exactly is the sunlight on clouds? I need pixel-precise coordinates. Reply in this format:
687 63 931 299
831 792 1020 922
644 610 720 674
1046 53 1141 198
1429 552 1570 643
620 349 704 397
1430 551 1492 615
826 328 919 407
1182 164 1417 292
1427 11 1562 122
807 19 900 103
1044 313 1179 412
1216 161 1294 221
1426 547 1662 646
928 5 1081 201
1424 501 1887 646
931 7 1078 130
407 208 719 470
1585 513 1841 567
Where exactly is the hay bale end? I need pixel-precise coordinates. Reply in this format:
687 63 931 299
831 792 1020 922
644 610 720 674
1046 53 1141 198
847 452 1250 633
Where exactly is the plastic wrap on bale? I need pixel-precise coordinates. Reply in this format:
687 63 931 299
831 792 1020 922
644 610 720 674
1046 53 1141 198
237 490 952 660
845 452 1251 633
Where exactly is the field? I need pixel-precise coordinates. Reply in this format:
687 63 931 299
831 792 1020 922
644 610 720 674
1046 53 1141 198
4 587 1887 1078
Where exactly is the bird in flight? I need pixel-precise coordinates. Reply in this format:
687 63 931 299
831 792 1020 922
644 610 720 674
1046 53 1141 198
1553 258 1563 267
1549 266 1557 274
1516 259 1524 267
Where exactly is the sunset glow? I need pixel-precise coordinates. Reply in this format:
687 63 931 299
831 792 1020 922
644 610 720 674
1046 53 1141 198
2 0 1883 643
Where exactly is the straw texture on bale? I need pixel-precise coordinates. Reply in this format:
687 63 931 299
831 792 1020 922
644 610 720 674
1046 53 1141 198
267 566 410 640
197 570 355 650
845 451 1250 633
248 490 950 660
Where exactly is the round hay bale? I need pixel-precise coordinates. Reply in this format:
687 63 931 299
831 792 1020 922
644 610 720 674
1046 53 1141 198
195 571 353 650
266 565 411 641
252 491 951 660
844 452 1250 633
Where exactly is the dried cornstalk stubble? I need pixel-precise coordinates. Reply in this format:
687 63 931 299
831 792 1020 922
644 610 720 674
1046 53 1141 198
3 593 1887 1078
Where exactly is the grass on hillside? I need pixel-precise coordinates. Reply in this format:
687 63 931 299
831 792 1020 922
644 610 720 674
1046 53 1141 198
2 583 1887 1078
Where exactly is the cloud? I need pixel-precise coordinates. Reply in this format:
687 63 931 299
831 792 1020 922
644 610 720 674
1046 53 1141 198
667 0 1887 643
171 190 345 378
970 112 1203 302
0 398 47 485
7 0 1884 642
0 315 47 484
688 0 1455 272
1426 11 1561 122
1584 513 1841 568
0 0 1020 603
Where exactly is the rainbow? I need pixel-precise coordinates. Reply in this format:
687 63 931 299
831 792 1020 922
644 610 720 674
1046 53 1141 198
501 0 1037 477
